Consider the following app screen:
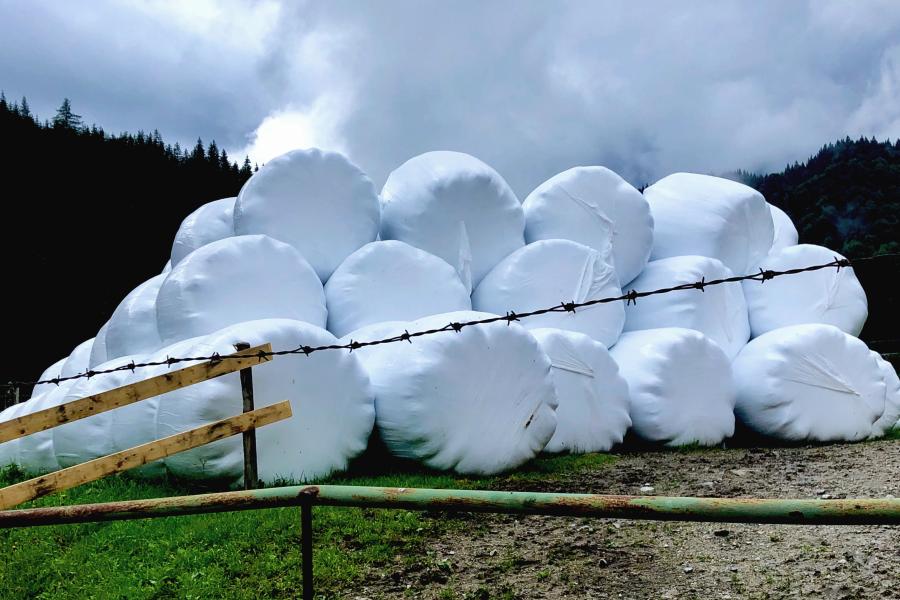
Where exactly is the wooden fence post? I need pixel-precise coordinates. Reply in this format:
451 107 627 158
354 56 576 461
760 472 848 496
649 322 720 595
235 342 259 490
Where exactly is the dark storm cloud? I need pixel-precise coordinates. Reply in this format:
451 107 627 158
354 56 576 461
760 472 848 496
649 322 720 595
2 1 899 195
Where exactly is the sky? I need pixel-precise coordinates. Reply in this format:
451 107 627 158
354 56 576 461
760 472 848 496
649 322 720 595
2 0 900 195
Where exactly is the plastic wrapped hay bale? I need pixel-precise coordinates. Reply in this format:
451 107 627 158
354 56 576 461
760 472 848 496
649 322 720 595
105 275 165 360
523 166 653 286
530 328 631 453
234 148 381 282
732 324 886 441
30 356 67 397
380 151 525 289
156 235 326 345
644 173 774 275
347 311 558 475
610 328 736 446
872 354 900 437
768 204 798 254
743 244 867 337
157 319 374 483
16 392 62 474
88 320 110 368
472 239 625 348
325 241 471 338
623 256 750 360
0 402 29 468
60 338 94 378
171 197 236 266
52 360 136 469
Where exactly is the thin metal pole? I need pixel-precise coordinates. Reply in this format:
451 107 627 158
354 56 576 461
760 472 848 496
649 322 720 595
234 342 258 490
301 502 314 600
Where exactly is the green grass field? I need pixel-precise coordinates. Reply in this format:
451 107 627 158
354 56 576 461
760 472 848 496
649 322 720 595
0 453 615 599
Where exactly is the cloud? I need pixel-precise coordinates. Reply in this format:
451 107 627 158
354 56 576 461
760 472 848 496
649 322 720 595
3 1 900 195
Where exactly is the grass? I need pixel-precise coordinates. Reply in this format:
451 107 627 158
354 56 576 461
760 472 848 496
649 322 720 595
0 451 616 599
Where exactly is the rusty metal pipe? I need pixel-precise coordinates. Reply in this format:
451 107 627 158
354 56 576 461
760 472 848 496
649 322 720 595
1 485 899 529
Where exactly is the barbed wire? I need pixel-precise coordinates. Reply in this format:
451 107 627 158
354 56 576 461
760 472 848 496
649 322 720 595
3 253 897 392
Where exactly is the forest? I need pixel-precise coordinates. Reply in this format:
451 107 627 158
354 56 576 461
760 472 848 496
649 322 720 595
0 94 897 386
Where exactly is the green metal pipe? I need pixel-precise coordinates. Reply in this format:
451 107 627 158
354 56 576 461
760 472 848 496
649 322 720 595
1 485 899 529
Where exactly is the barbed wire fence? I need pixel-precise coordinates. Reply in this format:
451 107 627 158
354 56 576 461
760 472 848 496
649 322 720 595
1 252 897 409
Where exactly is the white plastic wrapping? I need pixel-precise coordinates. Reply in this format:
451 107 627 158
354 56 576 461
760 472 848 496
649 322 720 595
530 328 631 453
472 239 625 348
88 320 110 368
30 356 67 398
871 355 900 437
523 166 653 286
171 197 236 266
347 311 558 475
743 244 868 337
156 235 326 345
610 328 736 446
105 275 165 360
644 173 774 275
234 148 381 282
0 402 28 468
324 241 471 338
768 204 799 254
380 151 525 288
16 392 61 474
732 324 885 441
158 319 374 483
623 256 750 360
59 338 94 378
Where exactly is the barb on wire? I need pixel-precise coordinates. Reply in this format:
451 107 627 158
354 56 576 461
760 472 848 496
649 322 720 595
3 253 895 391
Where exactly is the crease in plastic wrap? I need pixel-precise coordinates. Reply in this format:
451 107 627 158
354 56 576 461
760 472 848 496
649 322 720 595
345 312 558 475
523 166 653 286
610 328 736 446
473 239 625 348
732 324 886 441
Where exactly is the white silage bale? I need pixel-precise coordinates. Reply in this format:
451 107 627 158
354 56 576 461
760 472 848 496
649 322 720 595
234 148 381 282
30 356 67 398
325 241 471 338
171 197 236 266
623 256 750 360
872 355 900 437
523 166 653 286
156 235 326 345
610 328 736 446
60 338 94 378
644 173 774 275
88 320 110 368
530 328 631 453
768 204 799 254
380 151 525 289
0 402 29 468
743 244 867 337
16 392 61 474
105 275 165 360
157 319 374 483
472 239 625 348
346 311 558 475
732 324 886 441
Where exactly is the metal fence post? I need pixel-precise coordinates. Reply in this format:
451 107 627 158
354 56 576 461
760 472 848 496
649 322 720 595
234 342 258 490
301 501 314 600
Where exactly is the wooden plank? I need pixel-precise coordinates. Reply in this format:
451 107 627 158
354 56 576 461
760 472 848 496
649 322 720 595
0 400 292 510
0 343 272 444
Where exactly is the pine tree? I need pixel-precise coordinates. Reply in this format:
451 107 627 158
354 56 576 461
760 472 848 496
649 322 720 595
19 96 32 119
0 91 6 112
190 138 205 161
240 156 253 178
219 148 230 171
53 98 83 129
207 140 220 165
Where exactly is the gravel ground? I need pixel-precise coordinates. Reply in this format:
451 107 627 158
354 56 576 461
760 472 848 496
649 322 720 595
349 437 900 599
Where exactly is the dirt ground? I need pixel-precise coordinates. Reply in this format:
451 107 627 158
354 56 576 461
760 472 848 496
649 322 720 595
349 438 900 600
